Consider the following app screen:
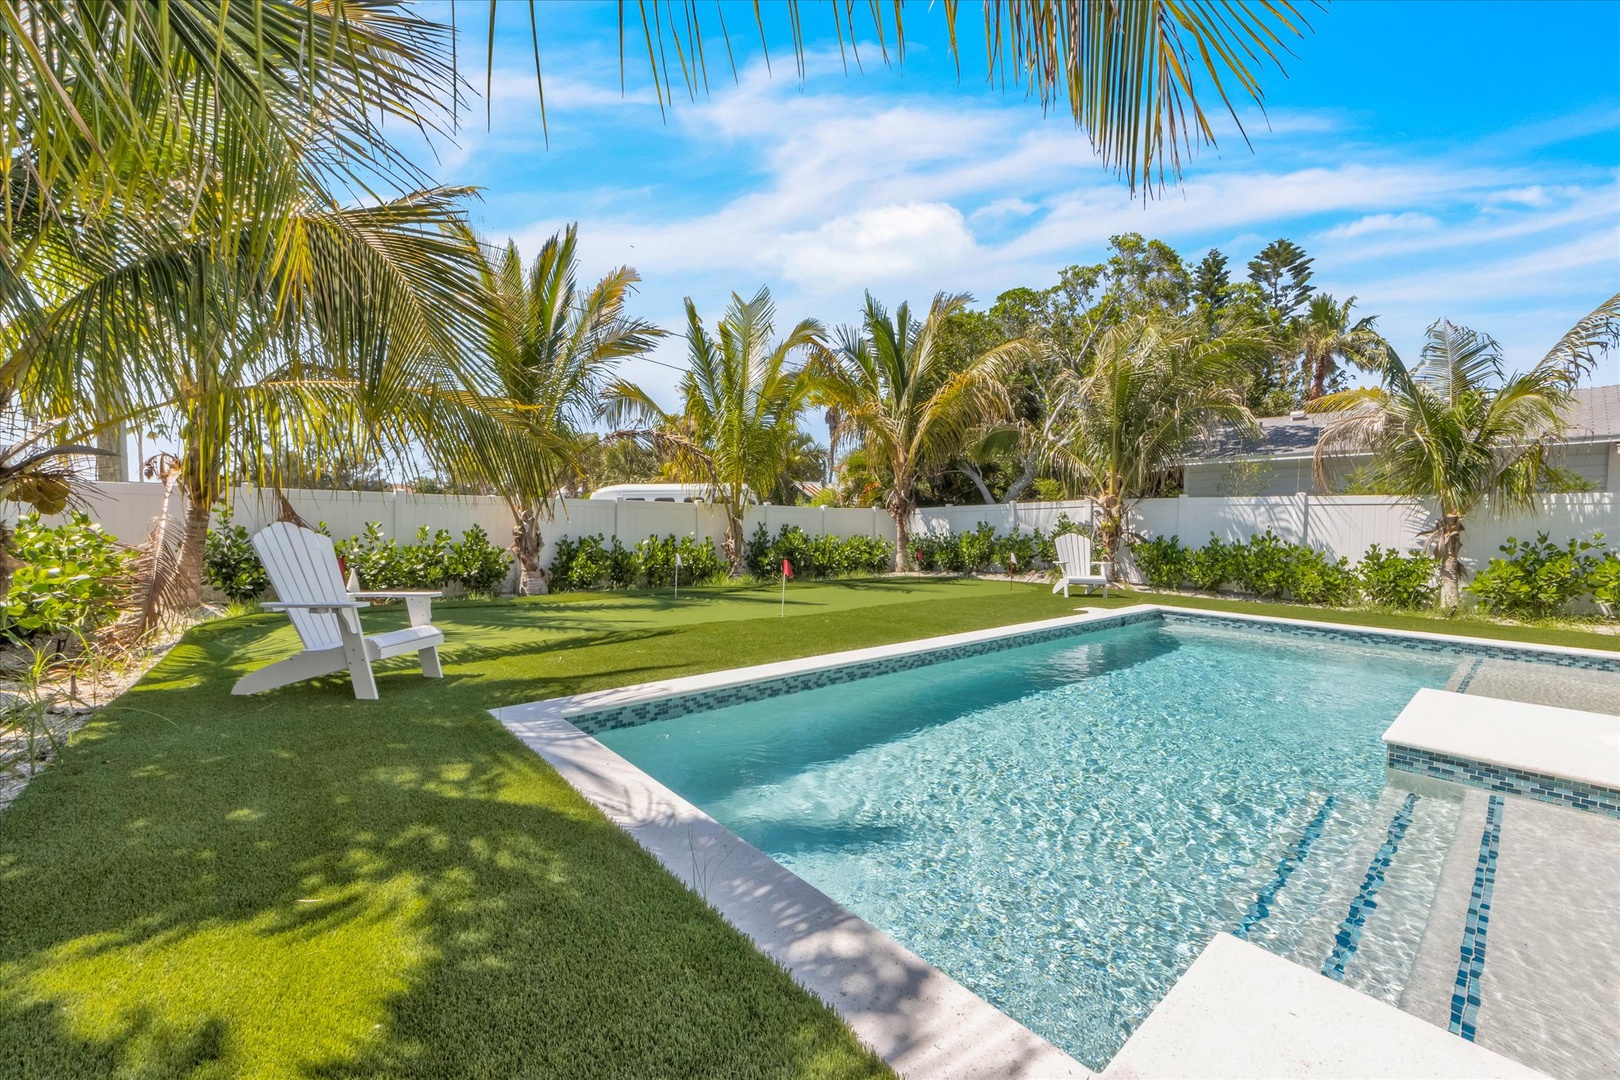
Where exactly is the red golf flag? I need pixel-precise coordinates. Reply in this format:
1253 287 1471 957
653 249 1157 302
782 558 793 578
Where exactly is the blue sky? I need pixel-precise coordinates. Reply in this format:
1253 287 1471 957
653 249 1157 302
421 1 1620 408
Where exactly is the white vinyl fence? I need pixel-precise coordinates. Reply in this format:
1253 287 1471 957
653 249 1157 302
7 483 896 592
915 493 1620 582
12 484 1615 590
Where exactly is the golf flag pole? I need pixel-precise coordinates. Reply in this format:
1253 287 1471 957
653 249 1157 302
780 558 793 616
673 551 681 600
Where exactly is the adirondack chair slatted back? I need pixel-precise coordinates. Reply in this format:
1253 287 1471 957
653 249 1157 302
1055 532 1092 574
253 522 350 651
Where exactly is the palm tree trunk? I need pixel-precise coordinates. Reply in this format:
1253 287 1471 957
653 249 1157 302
890 491 916 572
511 503 546 595
1436 513 1465 609
1095 491 1125 566
171 483 214 612
0 520 20 602
725 510 744 575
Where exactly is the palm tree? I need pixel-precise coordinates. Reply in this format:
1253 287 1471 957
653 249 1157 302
1043 314 1258 563
816 293 1020 569
478 226 664 594
1298 294 1389 401
1312 310 1615 609
4 2 1311 235
608 288 821 571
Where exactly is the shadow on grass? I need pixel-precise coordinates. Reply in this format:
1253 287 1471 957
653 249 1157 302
0 618 892 1078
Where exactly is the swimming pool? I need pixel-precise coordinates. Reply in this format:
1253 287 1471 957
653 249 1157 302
590 613 1489 1068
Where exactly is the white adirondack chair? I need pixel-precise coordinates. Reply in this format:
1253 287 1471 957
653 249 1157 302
1051 532 1111 598
232 521 445 700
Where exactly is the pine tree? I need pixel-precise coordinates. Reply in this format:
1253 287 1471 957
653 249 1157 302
1246 238 1315 318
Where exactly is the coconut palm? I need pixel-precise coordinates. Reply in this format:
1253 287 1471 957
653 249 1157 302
478 226 664 594
607 288 821 571
1312 307 1619 609
816 293 1021 569
1298 294 1388 401
1043 314 1258 563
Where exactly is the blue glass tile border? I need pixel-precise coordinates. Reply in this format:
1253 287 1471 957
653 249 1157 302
1321 792 1420 981
1387 745 1620 819
564 607 1620 736
567 611 1164 734
1234 795 1336 940
1450 795 1504 1041
1157 611 1620 673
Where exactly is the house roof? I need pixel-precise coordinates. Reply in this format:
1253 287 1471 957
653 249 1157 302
1193 384 1620 462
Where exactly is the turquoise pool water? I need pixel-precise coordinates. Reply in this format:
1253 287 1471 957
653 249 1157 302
596 617 1462 1068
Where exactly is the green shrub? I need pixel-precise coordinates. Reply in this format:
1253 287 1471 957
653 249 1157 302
446 525 512 593
1287 547 1356 606
1188 534 1238 592
2 513 131 643
1466 532 1604 618
637 534 726 587
1355 545 1437 609
747 524 893 580
908 523 1058 574
1233 530 1294 599
1590 552 1620 616
205 507 271 601
1133 535 1191 589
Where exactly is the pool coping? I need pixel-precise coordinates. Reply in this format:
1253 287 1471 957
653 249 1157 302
492 604 1613 1079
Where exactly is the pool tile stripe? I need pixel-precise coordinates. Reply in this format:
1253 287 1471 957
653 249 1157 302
1450 795 1504 1041
1387 745 1620 819
1454 657 1486 693
1234 795 1337 940
1321 792 1420 981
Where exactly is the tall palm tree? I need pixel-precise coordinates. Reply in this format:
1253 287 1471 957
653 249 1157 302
816 293 1020 569
479 226 664 594
1311 313 1607 609
608 288 821 571
1298 294 1388 401
1043 313 1258 563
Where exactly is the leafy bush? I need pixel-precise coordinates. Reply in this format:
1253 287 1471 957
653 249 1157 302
1233 530 1294 599
1466 532 1604 618
1287 547 1356 606
1133 535 1191 589
446 525 512 593
1590 552 1620 615
2 513 131 643
637 534 726 587
205 507 271 601
908 523 1058 574
1187 534 1238 592
747 524 894 580
330 522 512 593
1355 545 1437 610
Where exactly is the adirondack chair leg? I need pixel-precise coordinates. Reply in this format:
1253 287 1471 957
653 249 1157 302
418 646 442 679
337 611 379 701
232 648 348 695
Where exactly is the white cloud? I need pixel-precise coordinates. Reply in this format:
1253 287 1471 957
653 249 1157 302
1321 212 1440 239
776 202 977 290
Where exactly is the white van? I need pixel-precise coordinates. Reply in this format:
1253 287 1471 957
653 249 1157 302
587 483 711 503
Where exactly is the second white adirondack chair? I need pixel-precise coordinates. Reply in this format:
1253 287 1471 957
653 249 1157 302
232 521 445 700
1051 532 1111 598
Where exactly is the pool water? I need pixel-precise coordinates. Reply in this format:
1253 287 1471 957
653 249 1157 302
597 617 1462 1068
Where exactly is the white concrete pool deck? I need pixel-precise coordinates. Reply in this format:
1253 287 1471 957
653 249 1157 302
1384 688 1620 790
1104 934 1542 1079
494 605 1620 1079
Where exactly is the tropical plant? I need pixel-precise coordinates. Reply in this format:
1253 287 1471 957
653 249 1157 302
204 509 272 603
1042 313 1258 564
1466 533 1605 619
1355 545 1438 610
1297 294 1389 401
7 5 553 621
817 293 1021 569
0 512 130 646
609 288 821 571
1311 309 1617 609
478 225 664 593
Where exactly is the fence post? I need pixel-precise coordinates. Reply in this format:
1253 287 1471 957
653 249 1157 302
1299 491 1311 549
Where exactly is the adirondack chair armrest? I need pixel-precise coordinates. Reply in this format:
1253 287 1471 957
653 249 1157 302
349 591 441 627
1095 560 1113 578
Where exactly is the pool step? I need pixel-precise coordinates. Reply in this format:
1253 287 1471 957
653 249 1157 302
1237 786 1463 1010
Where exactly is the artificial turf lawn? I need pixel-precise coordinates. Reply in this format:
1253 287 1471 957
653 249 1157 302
0 578 1081 1080
4 577 1614 1080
